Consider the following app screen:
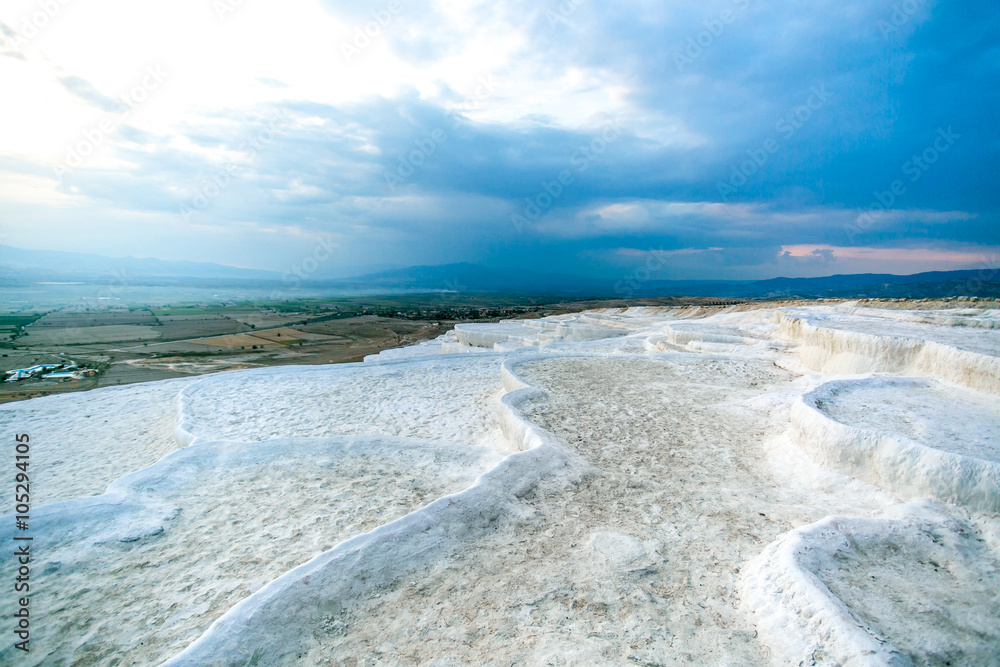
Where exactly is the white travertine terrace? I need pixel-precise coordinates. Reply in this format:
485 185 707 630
742 500 1000 666
792 376 1000 513
1 300 998 665
777 305 1000 393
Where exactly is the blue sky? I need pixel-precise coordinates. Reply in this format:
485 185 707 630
0 0 997 280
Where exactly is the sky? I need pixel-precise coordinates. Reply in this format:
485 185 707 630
0 0 997 282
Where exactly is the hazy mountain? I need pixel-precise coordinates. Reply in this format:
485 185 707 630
333 264 999 299
0 245 280 282
2 245 996 299
334 263 607 294
640 270 1000 299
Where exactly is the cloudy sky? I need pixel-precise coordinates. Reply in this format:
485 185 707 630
1 0 997 280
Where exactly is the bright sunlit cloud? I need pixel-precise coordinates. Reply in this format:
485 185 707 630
0 0 996 279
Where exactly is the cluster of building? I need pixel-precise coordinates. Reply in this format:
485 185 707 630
4 363 97 382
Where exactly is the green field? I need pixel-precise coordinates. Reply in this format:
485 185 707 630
0 293 740 403
0 295 546 402
0 314 45 327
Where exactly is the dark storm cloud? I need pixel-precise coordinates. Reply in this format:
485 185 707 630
28 0 998 278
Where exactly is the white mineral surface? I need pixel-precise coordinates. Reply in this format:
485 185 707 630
2 302 998 666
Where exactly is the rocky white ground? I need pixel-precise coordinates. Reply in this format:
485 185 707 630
1 300 998 666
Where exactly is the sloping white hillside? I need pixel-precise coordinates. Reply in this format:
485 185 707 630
1 300 998 665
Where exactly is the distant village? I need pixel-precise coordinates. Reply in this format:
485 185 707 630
4 362 98 383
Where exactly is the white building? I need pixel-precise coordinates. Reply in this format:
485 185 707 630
42 371 82 380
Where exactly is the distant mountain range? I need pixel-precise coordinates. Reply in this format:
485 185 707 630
1 245 996 300
635 269 1000 300
335 262 604 294
0 246 279 282
0 246 399 283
